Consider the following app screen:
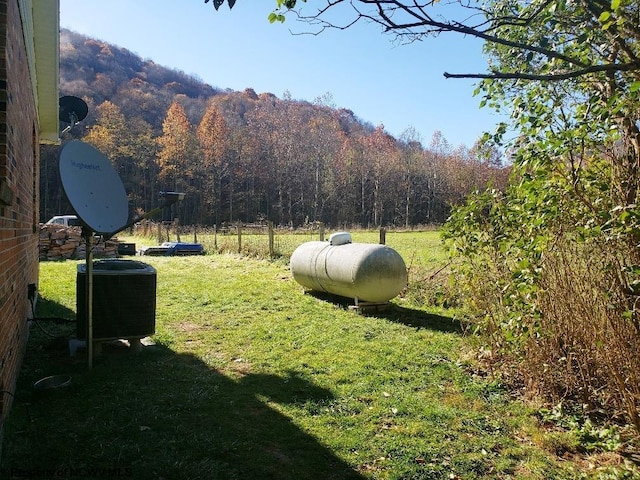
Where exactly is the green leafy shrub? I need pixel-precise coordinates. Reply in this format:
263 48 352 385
443 156 640 434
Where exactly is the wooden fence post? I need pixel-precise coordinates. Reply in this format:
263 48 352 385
379 227 386 245
319 222 325 241
268 221 274 257
237 222 242 253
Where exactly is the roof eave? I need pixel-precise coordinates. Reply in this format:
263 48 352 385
32 1 60 145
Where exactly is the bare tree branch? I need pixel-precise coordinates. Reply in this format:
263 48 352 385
444 60 640 81
284 0 640 80
295 1 591 69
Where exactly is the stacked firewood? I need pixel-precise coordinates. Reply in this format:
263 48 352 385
39 224 119 260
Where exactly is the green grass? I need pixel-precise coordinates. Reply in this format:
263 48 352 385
2 233 630 479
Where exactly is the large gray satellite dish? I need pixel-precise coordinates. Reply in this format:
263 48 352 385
59 140 129 234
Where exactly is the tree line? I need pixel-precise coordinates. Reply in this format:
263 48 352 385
40 30 509 227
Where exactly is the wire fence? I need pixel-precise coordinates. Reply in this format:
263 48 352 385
131 221 390 260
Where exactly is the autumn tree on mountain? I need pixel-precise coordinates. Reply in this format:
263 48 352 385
302 106 341 223
84 101 124 160
365 126 401 227
246 96 307 226
347 131 372 227
158 101 193 185
85 100 158 213
398 128 423 229
157 100 199 221
197 101 229 224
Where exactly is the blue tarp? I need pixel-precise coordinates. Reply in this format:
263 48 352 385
139 242 205 256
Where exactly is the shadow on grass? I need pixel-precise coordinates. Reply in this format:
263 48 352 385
3 300 366 479
305 291 466 334
33 294 76 320
26 296 79 351
369 305 466 334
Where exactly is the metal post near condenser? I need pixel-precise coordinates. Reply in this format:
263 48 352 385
83 227 94 370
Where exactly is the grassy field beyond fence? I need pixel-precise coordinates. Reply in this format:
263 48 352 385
131 222 445 262
2 231 636 479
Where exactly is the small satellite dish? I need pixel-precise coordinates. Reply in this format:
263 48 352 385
59 96 88 124
59 140 129 234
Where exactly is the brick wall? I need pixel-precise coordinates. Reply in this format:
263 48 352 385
0 0 40 419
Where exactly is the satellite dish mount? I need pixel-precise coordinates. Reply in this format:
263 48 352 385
59 96 88 136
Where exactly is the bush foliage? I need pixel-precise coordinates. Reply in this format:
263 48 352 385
444 156 640 433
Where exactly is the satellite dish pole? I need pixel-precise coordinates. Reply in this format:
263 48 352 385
83 227 94 369
57 97 94 367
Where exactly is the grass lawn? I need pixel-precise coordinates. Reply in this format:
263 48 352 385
1 232 631 479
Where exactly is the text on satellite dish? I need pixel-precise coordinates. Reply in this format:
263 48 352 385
71 161 101 171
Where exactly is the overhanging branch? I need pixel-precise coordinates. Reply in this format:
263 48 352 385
444 60 640 81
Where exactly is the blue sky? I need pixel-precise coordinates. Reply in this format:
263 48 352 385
59 0 503 148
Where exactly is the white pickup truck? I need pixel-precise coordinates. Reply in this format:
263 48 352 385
45 215 81 227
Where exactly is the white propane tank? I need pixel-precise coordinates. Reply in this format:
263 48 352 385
290 235 407 303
